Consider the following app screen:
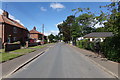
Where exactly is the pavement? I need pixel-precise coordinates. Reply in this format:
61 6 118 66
68 44 119 79
1 43 55 79
6 42 118 78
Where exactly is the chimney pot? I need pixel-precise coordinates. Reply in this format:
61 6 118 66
33 26 36 30
2 10 9 18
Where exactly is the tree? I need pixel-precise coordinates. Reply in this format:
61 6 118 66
48 34 55 43
57 15 75 43
75 13 95 35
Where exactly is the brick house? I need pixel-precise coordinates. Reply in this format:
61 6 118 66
29 27 48 44
0 10 29 45
29 27 43 40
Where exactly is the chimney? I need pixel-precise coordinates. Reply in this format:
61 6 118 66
33 26 36 30
2 10 9 18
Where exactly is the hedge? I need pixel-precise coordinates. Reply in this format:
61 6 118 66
77 37 120 62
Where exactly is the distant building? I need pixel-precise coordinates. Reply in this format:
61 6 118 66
83 32 114 42
29 27 47 44
0 10 29 45
29 27 43 40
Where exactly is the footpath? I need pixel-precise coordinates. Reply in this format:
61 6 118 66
1 43 55 79
69 44 119 79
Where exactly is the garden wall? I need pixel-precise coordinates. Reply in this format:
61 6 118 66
28 43 38 47
5 43 21 52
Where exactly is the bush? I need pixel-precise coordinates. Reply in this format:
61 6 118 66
102 35 120 62
77 40 96 51
77 36 120 62
77 39 88 48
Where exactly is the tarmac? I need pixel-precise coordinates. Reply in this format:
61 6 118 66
1 43 55 79
68 44 119 79
1 43 119 79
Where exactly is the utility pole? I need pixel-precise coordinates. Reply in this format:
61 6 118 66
42 24 44 44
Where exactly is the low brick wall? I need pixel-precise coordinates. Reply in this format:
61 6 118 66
28 43 38 47
5 43 21 52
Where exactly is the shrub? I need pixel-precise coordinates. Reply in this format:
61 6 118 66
77 39 88 48
76 36 120 62
102 35 120 62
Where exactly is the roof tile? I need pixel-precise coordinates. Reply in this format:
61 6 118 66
0 14 27 30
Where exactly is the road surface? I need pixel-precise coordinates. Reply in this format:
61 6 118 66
8 42 115 78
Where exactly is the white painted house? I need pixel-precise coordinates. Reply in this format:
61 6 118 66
83 32 113 42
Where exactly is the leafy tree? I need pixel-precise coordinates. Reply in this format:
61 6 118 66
75 13 96 35
48 34 55 43
58 15 75 43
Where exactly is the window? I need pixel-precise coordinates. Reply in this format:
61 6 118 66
13 27 17 33
7 37 11 43
13 37 16 41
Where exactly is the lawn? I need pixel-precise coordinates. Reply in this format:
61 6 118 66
0 45 46 62
0 48 36 62
10 48 36 54
0 49 5 53
0 52 23 62
29 45 46 49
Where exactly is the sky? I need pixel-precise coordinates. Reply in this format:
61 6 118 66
0 2 111 36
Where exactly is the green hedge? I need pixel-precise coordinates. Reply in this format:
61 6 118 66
77 40 96 51
102 36 120 62
77 37 120 62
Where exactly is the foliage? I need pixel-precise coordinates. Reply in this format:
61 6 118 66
58 14 95 45
48 34 55 43
77 40 95 51
77 38 120 62
57 2 120 62
102 36 120 62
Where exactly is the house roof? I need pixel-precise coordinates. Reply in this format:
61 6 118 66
29 26 43 34
84 32 114 38
29 29 42 34
0 14 27 30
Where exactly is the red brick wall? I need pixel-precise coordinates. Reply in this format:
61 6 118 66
30 33 39 40
0 24 2 40
5 43 21 52
3 23 29 43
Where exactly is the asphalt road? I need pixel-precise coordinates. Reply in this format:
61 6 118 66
8 42 115 78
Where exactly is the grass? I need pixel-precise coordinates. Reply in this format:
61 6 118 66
0 52 23 62
0 48 36 62
10 48 36 54
0 49 5 53
0 45 47 63
29 45 46 49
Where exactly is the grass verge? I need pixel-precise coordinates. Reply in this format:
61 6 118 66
0 49 36 63
29 45 46 49
0 45 46 63
10 49 36 54
0 53 23 62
